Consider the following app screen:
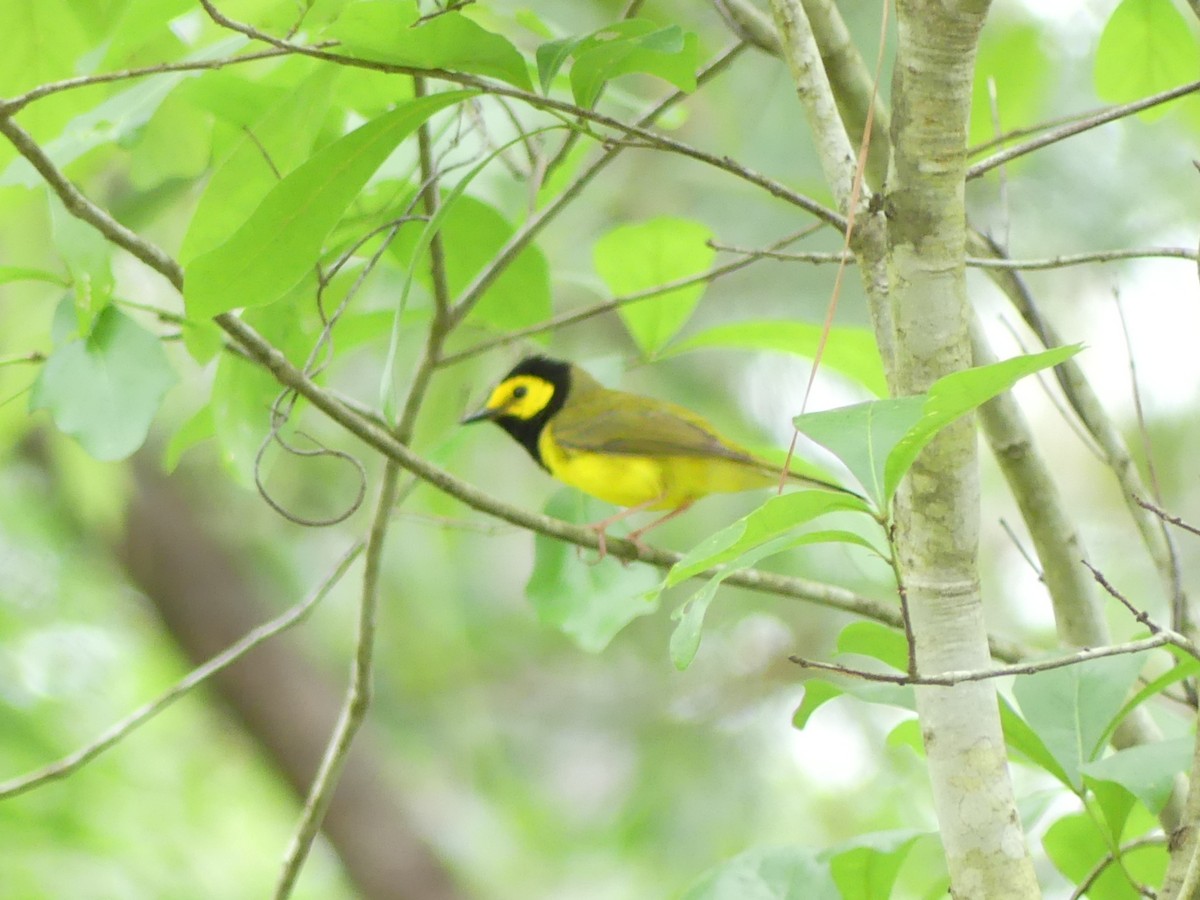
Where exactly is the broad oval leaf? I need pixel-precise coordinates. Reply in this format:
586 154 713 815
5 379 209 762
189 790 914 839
184 91 470 319
594 216 715 357
1095 0 1199 120
569 21 698 107
30 305 176 461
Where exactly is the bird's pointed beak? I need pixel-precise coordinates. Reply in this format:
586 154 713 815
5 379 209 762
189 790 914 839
460 405 498 425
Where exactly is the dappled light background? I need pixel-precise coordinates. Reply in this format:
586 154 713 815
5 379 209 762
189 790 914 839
1 0 1199 898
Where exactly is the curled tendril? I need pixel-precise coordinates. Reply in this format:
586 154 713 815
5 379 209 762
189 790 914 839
253 389 367 528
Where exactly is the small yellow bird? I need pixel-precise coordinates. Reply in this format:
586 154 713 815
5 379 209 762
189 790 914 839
463 355 854 557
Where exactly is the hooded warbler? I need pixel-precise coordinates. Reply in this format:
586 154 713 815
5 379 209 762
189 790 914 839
463 356 853 557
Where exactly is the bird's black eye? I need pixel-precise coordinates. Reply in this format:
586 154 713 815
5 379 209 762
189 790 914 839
512 385 528 399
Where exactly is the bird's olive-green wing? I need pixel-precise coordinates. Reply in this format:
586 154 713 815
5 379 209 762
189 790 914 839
550 388 757 462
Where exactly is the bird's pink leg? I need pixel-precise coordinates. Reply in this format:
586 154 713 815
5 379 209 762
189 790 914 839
626 500 694 554
587 494 668 561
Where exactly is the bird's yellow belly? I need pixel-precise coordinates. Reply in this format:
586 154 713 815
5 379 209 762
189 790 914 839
539 428 773 510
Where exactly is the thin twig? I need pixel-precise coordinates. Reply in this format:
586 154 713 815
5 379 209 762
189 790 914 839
0 542 364 800
1082 560 1161 634
790 631 1195 686
1138 497 1200 541
968 77 1200 179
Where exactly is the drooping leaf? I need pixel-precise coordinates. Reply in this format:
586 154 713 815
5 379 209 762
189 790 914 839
185 91 469 318
30 306 176 461
793 397 925 506
666 320 888 397
329 0 532 90
594 217 715 357
664 492 873 588
525 491 660 652
1012 650 1150 790
1083 738 1193 816
999 695 1072 786
668 531 861 670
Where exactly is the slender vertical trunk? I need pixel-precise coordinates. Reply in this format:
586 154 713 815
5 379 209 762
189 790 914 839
884 1 1041 895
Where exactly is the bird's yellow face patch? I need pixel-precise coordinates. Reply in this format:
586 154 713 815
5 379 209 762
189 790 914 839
483 374 557 421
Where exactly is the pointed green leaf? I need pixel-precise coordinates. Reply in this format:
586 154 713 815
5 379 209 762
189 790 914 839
594 216 715 357
536 36 581 93
1083 738 1193 816
666 492 872 587
30 306 176 461
884 345 1082 500
666 320 888 397
794 397 925 506
570 21 698 107
185 91 469 318
999 695 1072 786
329 0 532 90
796 345 1081 505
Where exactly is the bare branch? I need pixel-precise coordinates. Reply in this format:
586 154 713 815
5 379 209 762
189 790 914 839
969 78 1200 180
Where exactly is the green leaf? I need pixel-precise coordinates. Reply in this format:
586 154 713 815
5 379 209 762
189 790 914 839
999 695 1072 786
666 320 888 397
1098 651 1200 748
1095 0 1199 121
329 0 532 90
184 91 469 318
29 306 176 461
837 621 909 673
163 404 215 473
665 492 873 588
180 64 341 265
49 196 114 332
1085 777 1137 845
1012 651 1149 790
669 532 834 670
0 37 247 187
391 195 550 332
795 345 1081 505
681 845 840 900
882 345 1082 501
1042 811 1166 899
525 491 660 652
970 23 1051 149
536 36 580 93
569 21 699 108
826 831 923 900
594 217 715 357
1083 738 1193 816
793 679 843 730
885 718 923 756
793 397 925 507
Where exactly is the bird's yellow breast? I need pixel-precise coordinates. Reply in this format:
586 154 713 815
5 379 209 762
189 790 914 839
538 424 775 510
